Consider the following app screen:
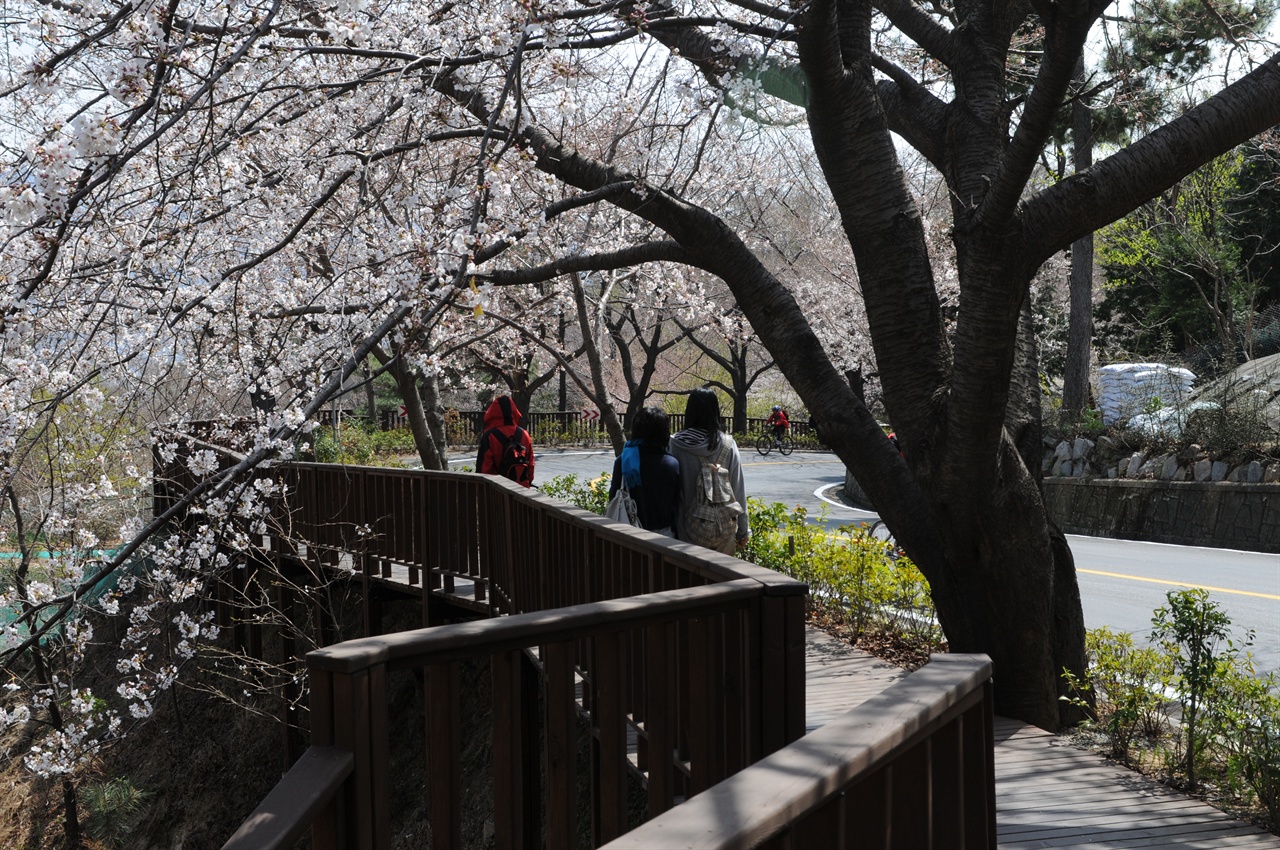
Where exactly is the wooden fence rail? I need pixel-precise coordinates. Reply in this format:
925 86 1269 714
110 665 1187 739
600 654 996 850
150 436 992 850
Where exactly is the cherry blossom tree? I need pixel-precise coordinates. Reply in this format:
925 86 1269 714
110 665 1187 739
0 0 1277 775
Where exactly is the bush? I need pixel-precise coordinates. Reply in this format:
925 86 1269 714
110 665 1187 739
312 422 418 465
742 500 941 655
1213 667 1280 826
1062 594 1276 830
1062 627 1173 761
538 472 611 515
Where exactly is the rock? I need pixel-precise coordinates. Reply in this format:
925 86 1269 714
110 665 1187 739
1159 455 1179 480
1211 460 1229 482
1072 437 1095 460
1138 459 1158 478
1107 466 1119 479
1227 466 1245 483
1054 441 1072 462
1264 463 1280 484
1126 452 1146 478
1193 459 1212 482
1051 457 1066 477
1246 461 1264 484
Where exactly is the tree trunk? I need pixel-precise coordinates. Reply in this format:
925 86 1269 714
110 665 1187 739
1062 58 1096 419
362 358 378 423
384 354 446 470
570 273 626 454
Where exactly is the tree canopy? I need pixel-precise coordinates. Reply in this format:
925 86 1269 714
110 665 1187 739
1 0 1279 787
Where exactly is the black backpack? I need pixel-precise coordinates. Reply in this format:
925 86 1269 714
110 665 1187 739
488 428 534 486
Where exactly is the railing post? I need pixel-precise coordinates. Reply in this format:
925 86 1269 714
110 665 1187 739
544 641 578 848
758 583 807 756
492 650 544 849
425 661 462 849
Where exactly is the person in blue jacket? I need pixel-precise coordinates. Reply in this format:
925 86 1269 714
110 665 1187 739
608 406 681 536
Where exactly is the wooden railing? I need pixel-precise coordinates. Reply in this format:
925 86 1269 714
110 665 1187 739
601 654 996 850
374 409 819 445
183 457 993 849
218 463 807 848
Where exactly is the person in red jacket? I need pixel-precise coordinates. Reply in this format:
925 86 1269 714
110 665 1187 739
476 395 535 486
766 405 790 447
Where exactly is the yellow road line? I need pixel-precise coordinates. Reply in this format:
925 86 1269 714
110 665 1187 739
1078 568 1280 600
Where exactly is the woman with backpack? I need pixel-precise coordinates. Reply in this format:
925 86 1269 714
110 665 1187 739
607 406 681 536
669 388 749 554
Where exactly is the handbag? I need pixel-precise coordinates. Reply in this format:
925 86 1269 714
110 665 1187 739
605 479 642 528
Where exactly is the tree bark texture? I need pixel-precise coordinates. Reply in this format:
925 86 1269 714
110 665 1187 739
1062 58 1096 417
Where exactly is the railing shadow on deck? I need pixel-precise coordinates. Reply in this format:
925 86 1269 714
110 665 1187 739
170 460 993 850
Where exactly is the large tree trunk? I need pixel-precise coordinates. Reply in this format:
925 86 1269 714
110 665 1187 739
518 44 1280 727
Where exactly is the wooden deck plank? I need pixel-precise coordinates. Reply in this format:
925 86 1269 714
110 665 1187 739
801 627 1280 850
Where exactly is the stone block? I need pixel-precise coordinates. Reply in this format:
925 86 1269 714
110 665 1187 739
1127 453 1146 478
1160 455 1179 480
1073 437 1095 460
1211 460 1229 481
1247 461 1263 484
1054 441 1072 462
1193 459 1212 482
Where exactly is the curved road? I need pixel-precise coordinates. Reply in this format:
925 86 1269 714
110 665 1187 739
475 448 1280 674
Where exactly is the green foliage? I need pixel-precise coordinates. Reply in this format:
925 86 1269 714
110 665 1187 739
312 421 419 466
538 472 611 515
1212 666 1280 826
1151 587 1240 789
1062 627 1174 760
742 499 942 653
1064 590 1275 827
82 777 151 848
1097 142 1280 368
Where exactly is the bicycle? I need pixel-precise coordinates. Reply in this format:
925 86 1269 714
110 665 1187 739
868 519 904 560
755 432 794 456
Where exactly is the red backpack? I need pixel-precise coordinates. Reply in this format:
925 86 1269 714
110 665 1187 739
487 428 534 486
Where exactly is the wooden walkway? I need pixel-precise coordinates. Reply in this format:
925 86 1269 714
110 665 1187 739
803 629 1280 850
339 558 1280 848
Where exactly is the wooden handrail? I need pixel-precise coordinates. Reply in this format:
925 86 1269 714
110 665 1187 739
599 654 996 850
221 746 354 850
163 449 986 850
308 579 767 673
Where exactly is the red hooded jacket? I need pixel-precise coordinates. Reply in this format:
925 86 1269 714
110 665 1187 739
476 396 535 486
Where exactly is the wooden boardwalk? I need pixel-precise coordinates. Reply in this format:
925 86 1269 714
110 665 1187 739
339 560 1279 849
803 628 1280 850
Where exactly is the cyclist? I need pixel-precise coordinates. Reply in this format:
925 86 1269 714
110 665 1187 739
766 405 790 447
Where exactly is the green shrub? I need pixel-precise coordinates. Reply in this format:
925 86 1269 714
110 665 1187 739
538 472 611 515
1152 587 1240 790
1212 666 1280 827
742 500 941 653
312 422 418 465
1062 627 1173 761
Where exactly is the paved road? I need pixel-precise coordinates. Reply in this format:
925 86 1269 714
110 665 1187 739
459 447 1280 674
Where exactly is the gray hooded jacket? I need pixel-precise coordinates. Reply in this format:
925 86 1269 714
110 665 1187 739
668 428 750 542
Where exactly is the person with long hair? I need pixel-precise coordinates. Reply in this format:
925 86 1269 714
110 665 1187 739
669 388 749 554
608 406 681 536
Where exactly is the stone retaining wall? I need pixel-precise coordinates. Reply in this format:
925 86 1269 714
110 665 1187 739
1043 478 1280 553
